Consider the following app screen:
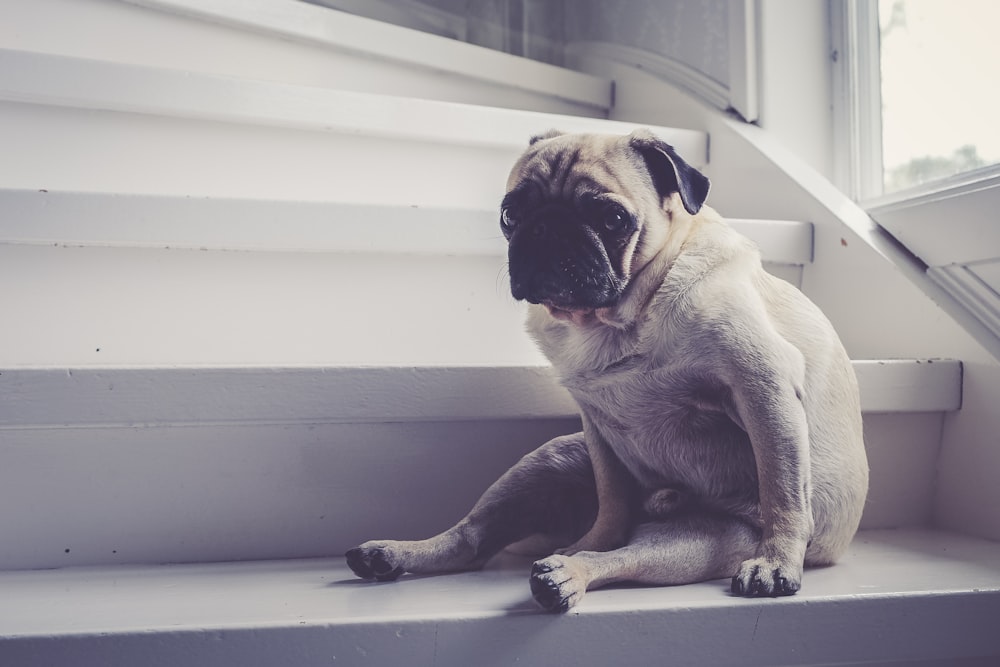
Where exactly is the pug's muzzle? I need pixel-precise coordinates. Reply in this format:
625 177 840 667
503 200 634 321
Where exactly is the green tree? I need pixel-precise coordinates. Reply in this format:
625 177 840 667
885 144 986 192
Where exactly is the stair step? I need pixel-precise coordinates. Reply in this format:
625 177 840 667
129 0 612 112
1 528 997 666
0 360 963 430
6 0 611 116
1 189 809 261
0 234 961 569
0 47 703 205
0 48 628 153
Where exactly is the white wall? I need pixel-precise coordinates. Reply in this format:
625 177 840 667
577 51 1000 542
756 0 836 180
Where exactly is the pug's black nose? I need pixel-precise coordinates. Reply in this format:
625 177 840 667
530 222 547 238
509 274 530 302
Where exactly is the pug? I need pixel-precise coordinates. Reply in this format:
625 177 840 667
346 129 869 612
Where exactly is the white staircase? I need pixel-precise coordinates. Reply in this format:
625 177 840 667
1 1 998 665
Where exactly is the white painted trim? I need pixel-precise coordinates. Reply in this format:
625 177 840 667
1 529 998 666
0 190 509 256
830 0 884 201
301 0 467 40
0 366 574 429
563 0 760 122
865 168 1000 343
727 217 813 265
0 189 808 262
866 170 1000 266
727 0 759 122
563 41 731 112
865 165 1000 213
118 0 609 111
929 266 1000 342
0 48 703 161
852 359 962 413
0 360 962 430
716 114 1000 362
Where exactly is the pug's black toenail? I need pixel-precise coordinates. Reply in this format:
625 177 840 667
532 562 555 575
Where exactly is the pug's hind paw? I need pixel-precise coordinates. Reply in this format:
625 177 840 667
529 555 588 612
731 557 801 597
345 542 405 582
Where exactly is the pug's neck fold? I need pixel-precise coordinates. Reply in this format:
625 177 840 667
551 198 715 331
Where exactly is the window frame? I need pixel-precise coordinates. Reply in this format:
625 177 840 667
832 0 1000 207
832 0 1000 344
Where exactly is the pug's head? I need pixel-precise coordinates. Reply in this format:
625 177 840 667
500 129 710 324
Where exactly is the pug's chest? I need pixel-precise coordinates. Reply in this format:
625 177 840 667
562 359 754 491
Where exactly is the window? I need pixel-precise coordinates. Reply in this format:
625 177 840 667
877 0 1000 195
836 0 1000 346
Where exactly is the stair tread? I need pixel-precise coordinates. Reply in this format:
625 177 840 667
0 47 695 157
0 360 963 429
0 188 810 261
1 528 998 665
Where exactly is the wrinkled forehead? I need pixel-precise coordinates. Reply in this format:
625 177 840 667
504 134 649 204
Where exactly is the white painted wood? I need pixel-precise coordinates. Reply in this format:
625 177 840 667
727 217 813 265
120 0 610 111
861 412 948 529
727 0 759 122
564 41 731 110
0 189 807 262
302 0 468 40
0 419 579 568
562 1 759 121
0 529 997 666
830 0 884 200
929 266 1000 340
0 359 962 430
1 190 511 256
867 170 1000 267
0 414 939 568
852 359 963 413
0 48 696 158
0 48 703 212
1 235 953 406
754 0 838 182
968 259 1000 295
1 0 607 116
0 244 541 368
0 98 519 205
0 367 570 427
867 172 1000 348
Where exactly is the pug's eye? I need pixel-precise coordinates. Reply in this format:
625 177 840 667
500 208 518 231
602 205 631 233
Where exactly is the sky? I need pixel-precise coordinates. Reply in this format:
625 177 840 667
878 0 1000 172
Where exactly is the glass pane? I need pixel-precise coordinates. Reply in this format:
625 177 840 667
879 0 1000 193
302 1 731 84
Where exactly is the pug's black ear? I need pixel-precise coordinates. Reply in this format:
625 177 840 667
529 129 564 145
628 129 710 215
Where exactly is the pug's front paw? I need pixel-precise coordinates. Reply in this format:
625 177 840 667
346 542 406 582
529 555 589 612
731 557 801 597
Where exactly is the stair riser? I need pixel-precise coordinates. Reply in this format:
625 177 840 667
0 412 940 570
0 101 519 208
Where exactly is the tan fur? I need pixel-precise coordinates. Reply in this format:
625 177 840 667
346 130 868 612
